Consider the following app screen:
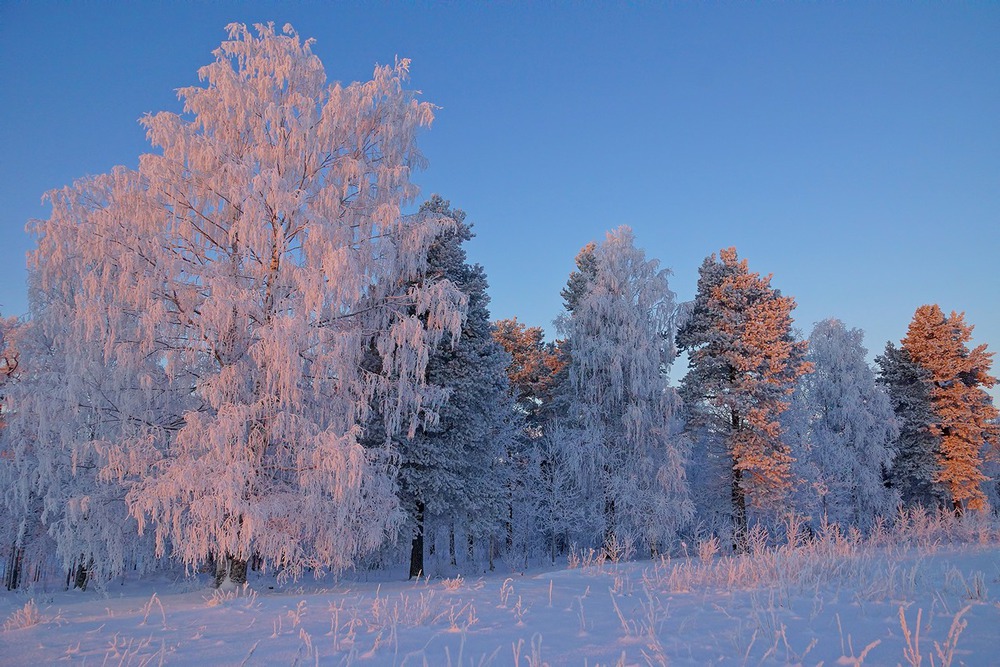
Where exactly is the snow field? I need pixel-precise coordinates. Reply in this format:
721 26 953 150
2 519 999 666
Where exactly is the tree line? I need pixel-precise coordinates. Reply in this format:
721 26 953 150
0 24 996 591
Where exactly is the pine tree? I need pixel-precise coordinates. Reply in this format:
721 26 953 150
677 248 811 539
21 24 465 584
492 318 564 431
786 319 898 528
555 226 691 552
876 342 945 507
900 305 998 512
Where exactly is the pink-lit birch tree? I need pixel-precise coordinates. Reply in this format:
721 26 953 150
26 23 464 584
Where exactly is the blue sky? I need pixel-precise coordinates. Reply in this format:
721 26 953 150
1 2 998 384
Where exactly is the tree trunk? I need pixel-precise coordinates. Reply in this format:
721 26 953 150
730 409 748 551
408 500 425 579
5 544 23 590
604 496 616 546
732 466 748 552
73 554 91 591
449 524 457 566
214 554 248 588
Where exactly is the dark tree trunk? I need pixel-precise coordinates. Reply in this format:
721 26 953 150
408 500 425 579
730 409 748 551
449 525 457 566
5 544 23 590
732 466 748 551
214 554 248 588
73 554 91 591
604 494 616 546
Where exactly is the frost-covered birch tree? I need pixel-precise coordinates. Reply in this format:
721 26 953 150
24 23 465 585
785 319 898 529
556 226 691 552
0 316 159 590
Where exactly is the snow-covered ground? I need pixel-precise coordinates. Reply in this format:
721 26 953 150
3 535 999 665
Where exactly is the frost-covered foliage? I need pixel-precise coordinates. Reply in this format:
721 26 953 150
492 318 564 431
373 195 518 577
524 423 601 562
877 342 945 508
1 313 162 590
492 318 569 564
899 306 998 512
17 23 465 583
555 226 691 552
785 319 898 529
677 248 810 537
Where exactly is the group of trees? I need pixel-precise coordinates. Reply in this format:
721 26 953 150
1 24 997 590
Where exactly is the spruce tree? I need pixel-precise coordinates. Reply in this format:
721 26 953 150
394 196 518 577
876 342 945 507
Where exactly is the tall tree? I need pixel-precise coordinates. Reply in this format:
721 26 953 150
786 319 898 528
556 226 690 551
900 305 998 512
876 342 944 507
22 23 464 585
387 196 517 578
677 248 811 539
491 317 566 562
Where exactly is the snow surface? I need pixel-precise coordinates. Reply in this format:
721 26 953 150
3 541 999 665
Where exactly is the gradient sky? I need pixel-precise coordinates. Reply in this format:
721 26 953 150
1 2 998 390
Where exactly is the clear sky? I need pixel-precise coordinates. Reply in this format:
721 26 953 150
1 2 998 388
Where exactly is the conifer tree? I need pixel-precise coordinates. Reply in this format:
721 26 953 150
677 248 810 538
492 318 564 430
786 319 898 528
390 196 518 578
876 342 945 507
900 305 998 512
492 317 566 561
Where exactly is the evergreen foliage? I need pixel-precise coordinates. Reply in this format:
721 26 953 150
389 195 518 577
900 306 998 512
677 248 811 538
876 342 946 507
